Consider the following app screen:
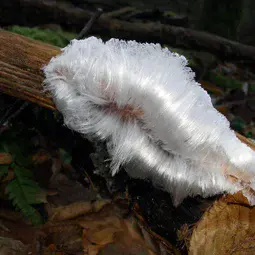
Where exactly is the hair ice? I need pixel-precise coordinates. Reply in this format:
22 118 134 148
44 37 255 206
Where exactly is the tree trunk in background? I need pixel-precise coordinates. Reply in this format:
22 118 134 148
201 0 243 40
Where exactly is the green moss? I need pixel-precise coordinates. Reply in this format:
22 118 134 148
8 26 77 47
163 10 177 17
206 72 243 89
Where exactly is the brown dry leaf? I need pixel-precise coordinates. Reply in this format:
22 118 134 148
221 192 251 206
0 209 24 223
41 223 83 254
189 196 255 255
0 219 40 246
32 150 51 164
215 105 229 116
0 237 28 255
48 173 99 205
200 80 224 96
0 152 12 164
236 132 255 151
47 199 111 221
78 203 163 255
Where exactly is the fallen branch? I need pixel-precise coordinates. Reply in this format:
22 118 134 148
77 7 103 40
92 18 255 62
1 0 255 62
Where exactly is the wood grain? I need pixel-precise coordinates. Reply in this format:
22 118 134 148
190 193 255 255
0 30 59 110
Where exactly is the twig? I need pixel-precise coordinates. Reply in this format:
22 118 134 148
83 168 97 191
77 8 103 40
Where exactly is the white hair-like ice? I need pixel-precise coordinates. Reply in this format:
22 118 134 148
44 37 255 206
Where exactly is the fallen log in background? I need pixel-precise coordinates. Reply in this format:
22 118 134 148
0 30 255 254
1 0 255 62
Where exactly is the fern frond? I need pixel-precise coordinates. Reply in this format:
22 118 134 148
5 164 43 225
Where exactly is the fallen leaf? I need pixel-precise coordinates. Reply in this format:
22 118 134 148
32 150 51 164
200 80 224 96
0 152 13 165
215 105 229 116
0 237 28 255
0 209 24 222
78 202 164 255
236 132 255 151
48 173 99 205
189 197 255 255
0 219 39 245
47 199 111 221
86 227 117 245
42 223 83 254
221 192 251 206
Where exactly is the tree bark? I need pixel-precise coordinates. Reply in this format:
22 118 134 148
0 30 58 110
1 0 255 62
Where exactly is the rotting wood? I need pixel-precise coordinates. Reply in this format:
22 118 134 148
0 30 254 151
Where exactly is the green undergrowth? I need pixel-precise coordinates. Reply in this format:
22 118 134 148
206 71 255 91
8 25 77 47
0 130 44 225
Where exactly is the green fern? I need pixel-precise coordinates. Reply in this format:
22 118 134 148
5 164 43 225
0 120 46 225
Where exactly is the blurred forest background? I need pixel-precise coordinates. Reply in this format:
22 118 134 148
0 1 255 255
